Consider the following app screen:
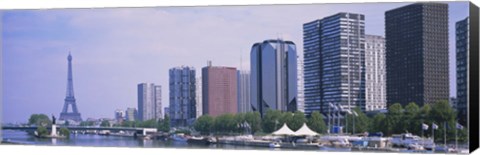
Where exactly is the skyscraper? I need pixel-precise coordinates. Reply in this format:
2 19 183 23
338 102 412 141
297 56 305 112
195 77 203 118
456 17 469 126
365 35 386 111
125 108 137 121
202 61 238 117
137 83 162 121
385 3 449 107
250 39 298 117
169 66 197 127
303 12 365 116
237 70 251 113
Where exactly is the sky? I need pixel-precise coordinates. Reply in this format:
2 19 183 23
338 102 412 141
1 2 469 123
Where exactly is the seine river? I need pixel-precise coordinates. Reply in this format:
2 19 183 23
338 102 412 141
1 130 275 151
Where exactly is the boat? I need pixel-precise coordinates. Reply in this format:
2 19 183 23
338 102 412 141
390 133 432 149
269 142 281 148
187 136 211 145
171 133 188 142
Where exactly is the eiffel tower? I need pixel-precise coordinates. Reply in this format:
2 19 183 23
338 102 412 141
59 53 83 122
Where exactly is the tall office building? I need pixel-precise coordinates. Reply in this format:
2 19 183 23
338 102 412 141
237 70 251 113
297 56 305 112
195 77 203 118
385 3 449 107
137 83 162 121
251 39 297 117
125 108 137 121
365 35 387 111
456 17 469 126
303 12 365 116
202 61 238 117
169 66 197 126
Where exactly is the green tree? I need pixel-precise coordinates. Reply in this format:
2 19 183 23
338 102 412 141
194 115 214 135
281 112 294 129
80 121 95 127
262 109 282 133
369 113 386 134
429 100 457 142
100 120 111 127
234 113 246 133
402 102 421 134
352 107 370 133
289 111 306 131
28 114 51 127
157 115 170 133
138 119 157 128
244 112 262 134
36 126 49 137
307 111 327 134
385 103 403 136
213 114 236 134
59 127 70 138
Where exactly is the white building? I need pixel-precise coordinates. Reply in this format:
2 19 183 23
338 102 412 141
365 35 387 111
137 83 162 121
297 56 305 112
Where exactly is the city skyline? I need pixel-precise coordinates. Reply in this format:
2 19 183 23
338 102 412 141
2 2 468 123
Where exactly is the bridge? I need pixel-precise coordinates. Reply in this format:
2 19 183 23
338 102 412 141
2 126 157 136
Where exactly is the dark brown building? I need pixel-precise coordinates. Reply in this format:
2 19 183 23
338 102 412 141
202 62 238 117
385 3 449 107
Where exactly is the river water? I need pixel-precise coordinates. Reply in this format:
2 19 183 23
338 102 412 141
1 130 276 151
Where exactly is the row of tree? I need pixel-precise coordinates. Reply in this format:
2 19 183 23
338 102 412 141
192 100 468 142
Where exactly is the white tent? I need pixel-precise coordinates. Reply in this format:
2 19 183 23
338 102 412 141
272 123 296 135
294 123 319 136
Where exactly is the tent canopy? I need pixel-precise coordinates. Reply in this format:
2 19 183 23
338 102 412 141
294 123 319 136
272 123 296 135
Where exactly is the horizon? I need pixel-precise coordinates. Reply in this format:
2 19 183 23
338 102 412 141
2 2 469 123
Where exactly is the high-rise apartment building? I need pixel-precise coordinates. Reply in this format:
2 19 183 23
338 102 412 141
237 70 251 113
303 12 365 116
385 3 449 107
456 17 469 126
250 39 298 117
297 56 305 112
125 108 137 121
196 77 202 118
202 61 238 117
137 83 162 121
365 35 387 111
169 66 197 126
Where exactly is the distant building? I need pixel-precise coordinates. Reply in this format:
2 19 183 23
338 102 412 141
202 61 238 117
137 83 162 121
303 12 365 116
196 77 202 118
456 17 469 126
250 39 297 117
125 108 137 121
365 35 387 111
237 70 251 113
114 109 126 124
385 3 449 107
297 56 305 112
169 66 197 127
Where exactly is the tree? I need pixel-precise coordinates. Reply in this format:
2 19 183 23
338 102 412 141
194 115 214 135
59 127 70 138
370 113 386 134
80 121 95 127
100 120 111 127
244 112 262 134
280 112 294 129
234 113 246 133
352 107 370 133
262 109 282 133
28 114 51 127
385 103 403 136
402 102 421 135
213 114 236 134
289 111 306 131
157 115 170 133
307 111 327 134
36 126 48 137
429 100 457 141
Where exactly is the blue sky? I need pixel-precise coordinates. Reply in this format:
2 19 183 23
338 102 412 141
1 2 469 123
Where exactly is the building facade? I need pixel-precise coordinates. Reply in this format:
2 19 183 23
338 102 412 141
202 61 238 117
456 17 469 126
169 66 197 127
237 70 251 113
303 12 365 116
114 109 125 124
365 35 387 111
125 108 137 121
196 77 203 118
137 83 162 121
385 3 449 107
297 56 305 112
250 39 298 117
